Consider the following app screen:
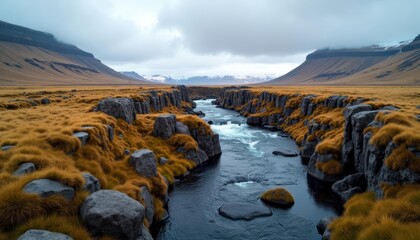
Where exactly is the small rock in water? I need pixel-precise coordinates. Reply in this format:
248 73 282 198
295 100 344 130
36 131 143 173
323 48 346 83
277 133 289 138
272 150 299 157
208 120 214 125
218 203 272 220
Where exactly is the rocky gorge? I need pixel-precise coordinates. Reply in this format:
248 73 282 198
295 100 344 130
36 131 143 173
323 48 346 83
215 87 419 239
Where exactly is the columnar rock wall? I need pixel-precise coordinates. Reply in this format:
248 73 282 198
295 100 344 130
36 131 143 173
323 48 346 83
219 88 419 199
133 85 190 114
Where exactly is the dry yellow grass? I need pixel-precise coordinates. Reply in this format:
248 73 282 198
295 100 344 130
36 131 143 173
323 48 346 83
330 188 420 240
0 86 206 238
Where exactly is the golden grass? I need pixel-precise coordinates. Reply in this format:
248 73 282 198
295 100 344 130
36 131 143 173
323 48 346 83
330 187 420 240
0 86 210 236
315 160 342 176
168 134 199 151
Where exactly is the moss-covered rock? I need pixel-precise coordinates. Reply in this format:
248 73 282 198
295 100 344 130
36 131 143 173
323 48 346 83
261 187 294 208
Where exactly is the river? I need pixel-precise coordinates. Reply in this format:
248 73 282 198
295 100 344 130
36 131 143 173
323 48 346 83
156 99 340 240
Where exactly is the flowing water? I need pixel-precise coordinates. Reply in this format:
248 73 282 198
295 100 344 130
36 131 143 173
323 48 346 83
156 99 340 240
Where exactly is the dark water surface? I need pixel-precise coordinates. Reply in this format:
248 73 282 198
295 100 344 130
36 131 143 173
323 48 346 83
156 99 340 240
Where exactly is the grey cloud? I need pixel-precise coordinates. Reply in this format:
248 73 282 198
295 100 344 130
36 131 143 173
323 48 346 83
0 0 179 62
158 0 420 56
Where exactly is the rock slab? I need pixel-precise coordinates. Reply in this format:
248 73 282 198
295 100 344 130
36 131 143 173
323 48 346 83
272 150 299 157
153 114 176 139
219 203 272 220
96 98 136 124
82 172 101 194
13 162 36 176
130 149 158 177
23 179 75 200
80 190 145 240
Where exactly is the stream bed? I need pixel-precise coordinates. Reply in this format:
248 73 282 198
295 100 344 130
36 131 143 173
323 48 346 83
156 99 340 240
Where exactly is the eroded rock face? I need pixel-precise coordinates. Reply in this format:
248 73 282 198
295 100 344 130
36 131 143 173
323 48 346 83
153 114 176 140
96 98 136 124
218 203 272 220
175 121 190 135
331 173 366 201
23 179 74 200
82 173 101 194
80 190 145 240
130 149 158 177
18 229 73 240
246 116 260 126
177 147 208 165
212 134 222 156
307 153 342 182
317 217 335 235
139 186 154 226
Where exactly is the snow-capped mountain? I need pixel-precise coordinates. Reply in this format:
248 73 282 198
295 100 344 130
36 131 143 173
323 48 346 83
120 72 275 85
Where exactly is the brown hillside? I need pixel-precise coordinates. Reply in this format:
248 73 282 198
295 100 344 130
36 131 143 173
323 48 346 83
329 49 420 85
0 42 147 86
263 48 399 85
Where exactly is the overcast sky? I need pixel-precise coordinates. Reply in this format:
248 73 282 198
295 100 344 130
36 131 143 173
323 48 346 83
1 0 419 78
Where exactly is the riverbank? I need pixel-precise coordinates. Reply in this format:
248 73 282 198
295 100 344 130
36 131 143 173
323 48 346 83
215 86 419 239
0 86 221 239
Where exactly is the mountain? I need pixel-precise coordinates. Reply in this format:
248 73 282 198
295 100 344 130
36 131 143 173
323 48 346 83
119 71 148 81
0 20 148 85
120 73 273 85
262 45 407 85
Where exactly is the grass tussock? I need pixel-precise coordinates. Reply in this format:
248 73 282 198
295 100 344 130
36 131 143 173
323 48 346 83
330 188 420 240
315 160 342 176
168 134 199 151
178 115 212 135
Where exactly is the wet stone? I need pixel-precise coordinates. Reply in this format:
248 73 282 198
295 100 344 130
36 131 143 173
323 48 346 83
218 203 272 220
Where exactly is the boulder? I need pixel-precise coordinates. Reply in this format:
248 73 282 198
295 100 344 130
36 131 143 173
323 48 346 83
23 179 75 200
212 134 222 156
153 114 176 139
175 121 191 135
138 225 154 240
272 150 299 157
159 157 168 165
246 116 260 126
260 187 295 208
13 162 36 176
130 149 158 177
139 186 154 225
82 173 101 194
332 173 366 202
178 148 208 165
80 190 145 240
17 229 72 240
96 98 136 124
219 203 272 220
41 98 50 104
277 132 289 138
73 132 89 145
